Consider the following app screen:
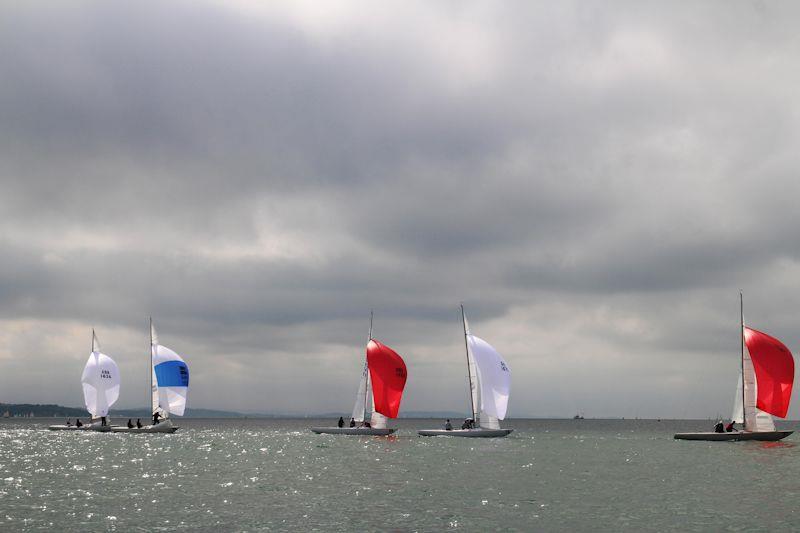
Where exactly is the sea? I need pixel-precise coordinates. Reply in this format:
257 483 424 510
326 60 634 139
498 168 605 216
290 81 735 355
1 417 797 532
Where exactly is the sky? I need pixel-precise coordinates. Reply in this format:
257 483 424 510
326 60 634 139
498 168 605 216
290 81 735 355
1 1 800 418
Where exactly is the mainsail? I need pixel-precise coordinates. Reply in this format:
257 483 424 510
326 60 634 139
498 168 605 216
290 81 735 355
366 339 407 419
351 361 369 423
467 334 511 429
732 326 794 431
81 331 120 418
150 322 190 418
463 313 480 421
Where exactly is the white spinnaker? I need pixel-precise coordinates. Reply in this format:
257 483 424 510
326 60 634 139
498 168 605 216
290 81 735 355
481 414 501 430
152 344 189 416
467 334 511 423
81 350 120 418
351 361 369 423
731 342 775 432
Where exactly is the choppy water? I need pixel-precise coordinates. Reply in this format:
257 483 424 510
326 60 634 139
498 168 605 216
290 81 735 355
1 418 798 531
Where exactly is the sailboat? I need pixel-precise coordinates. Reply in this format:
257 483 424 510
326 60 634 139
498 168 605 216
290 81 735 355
419 305 512 438
49 330 120 431
112 319 188 433
675 293 794 442
311 312 408 435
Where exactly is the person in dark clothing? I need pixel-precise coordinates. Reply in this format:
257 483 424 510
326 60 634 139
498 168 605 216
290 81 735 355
153 412 160 425
101 416 107 426
136 418 142 429
714 420 724 433
725 421 736 432
75 419 83 428
338 416 344 428
445 419 452 431
127 419 134 429
349 418 356 428
364 421 371 428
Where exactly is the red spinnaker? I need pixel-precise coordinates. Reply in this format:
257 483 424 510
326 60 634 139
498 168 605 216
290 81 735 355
744 326 795 418
366 339 407 418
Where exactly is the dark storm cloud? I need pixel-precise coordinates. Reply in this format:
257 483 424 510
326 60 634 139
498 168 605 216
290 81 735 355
1 1 800 417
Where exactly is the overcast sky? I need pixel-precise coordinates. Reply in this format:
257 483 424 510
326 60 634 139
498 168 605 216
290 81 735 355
1 1 799 418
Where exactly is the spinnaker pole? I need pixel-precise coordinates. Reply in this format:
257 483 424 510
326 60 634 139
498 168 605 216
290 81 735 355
462 304 477 422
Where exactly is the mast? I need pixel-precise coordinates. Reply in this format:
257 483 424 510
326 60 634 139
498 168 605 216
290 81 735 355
363 310 373 421
150 317 154 419
740 291 746 430
462 304 477 421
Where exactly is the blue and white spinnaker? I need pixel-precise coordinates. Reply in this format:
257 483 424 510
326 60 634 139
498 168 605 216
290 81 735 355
151 321 189 418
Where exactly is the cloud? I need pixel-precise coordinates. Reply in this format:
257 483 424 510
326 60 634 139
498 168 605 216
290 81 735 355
1 1 800 418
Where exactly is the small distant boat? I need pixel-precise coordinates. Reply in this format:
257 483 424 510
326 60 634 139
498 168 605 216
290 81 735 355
112 319 188 434
311 312 408 436
573 414 584 420
49 330 120 431
675 293 794 442
419 305 512 438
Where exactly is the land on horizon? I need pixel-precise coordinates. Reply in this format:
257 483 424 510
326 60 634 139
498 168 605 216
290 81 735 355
0 403 766 421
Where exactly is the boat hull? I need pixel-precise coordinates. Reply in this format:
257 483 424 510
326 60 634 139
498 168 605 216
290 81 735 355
48 424 111 432
310 427 396 436
110 422 179 434
674 431 793 442
418 428 513 438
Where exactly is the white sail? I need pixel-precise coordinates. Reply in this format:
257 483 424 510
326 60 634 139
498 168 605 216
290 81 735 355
467 349 481 423
81 335 120 418
467 334 511 421
152 344 190 416
480 413 501 430
151 322 163 419
731 337 776 432
351 361 369 422
463 312 480 421
731 373 743 424
370 411 388 429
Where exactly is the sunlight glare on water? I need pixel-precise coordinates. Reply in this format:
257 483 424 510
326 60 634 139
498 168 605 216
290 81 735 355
1 418 799 531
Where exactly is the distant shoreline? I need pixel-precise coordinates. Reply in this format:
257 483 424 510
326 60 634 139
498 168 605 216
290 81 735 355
0 405 776 421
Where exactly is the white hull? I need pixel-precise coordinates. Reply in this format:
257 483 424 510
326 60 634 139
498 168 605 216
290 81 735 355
674 430 792 442
311 426 395 436
48 422 111 432
111 419 178 433
418 428 512 438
